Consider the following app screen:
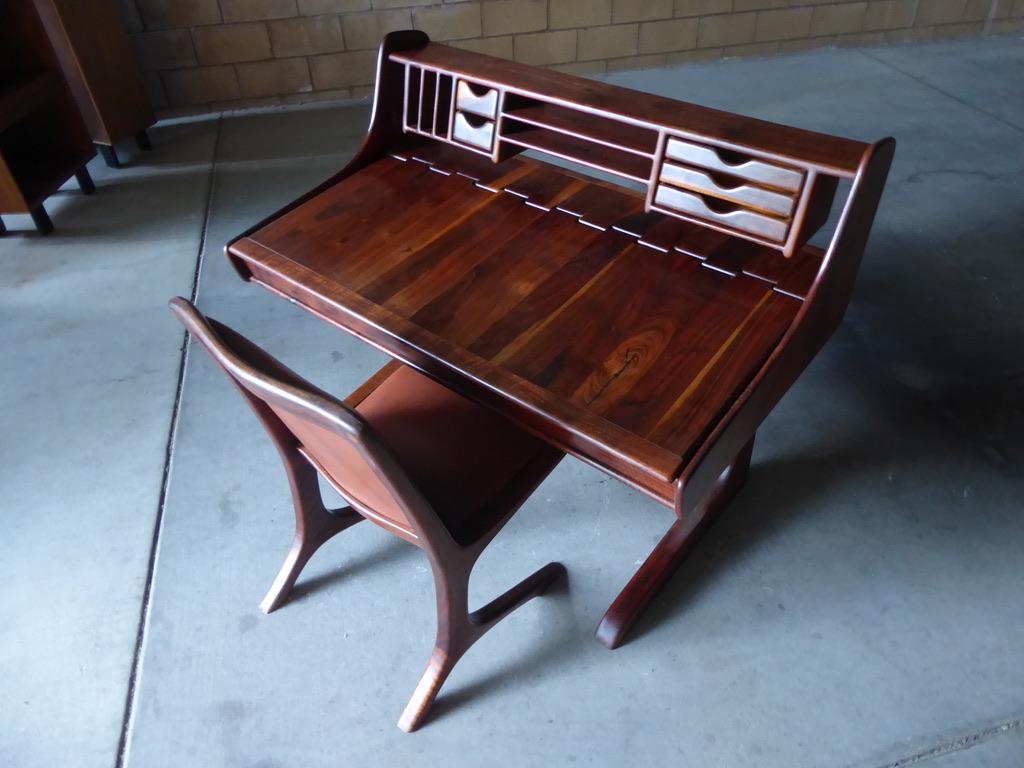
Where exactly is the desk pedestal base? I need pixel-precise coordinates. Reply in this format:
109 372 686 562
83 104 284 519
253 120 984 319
595 436 755 650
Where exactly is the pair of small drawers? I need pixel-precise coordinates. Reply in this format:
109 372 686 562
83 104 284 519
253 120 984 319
451 79 498 153
652 137 805 244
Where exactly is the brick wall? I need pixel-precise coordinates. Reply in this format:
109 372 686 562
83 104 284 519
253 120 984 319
119 0 1024 115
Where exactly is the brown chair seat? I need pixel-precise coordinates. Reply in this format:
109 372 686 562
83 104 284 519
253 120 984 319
354 365 561 546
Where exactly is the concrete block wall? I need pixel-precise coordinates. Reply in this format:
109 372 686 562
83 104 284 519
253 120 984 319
118 0 1024 115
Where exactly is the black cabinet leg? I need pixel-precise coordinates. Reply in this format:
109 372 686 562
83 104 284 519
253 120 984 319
99 144 120 168
31 206 54 235
135 129 153 151
75 167 96 195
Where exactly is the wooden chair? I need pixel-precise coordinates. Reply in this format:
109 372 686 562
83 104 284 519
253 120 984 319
168 297 566 732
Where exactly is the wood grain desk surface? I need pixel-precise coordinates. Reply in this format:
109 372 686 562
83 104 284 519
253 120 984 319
228 142 823 505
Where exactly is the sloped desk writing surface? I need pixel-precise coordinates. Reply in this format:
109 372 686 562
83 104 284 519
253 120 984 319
229 143 816 505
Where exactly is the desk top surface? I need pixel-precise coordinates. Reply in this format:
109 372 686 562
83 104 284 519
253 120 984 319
229 144 819 501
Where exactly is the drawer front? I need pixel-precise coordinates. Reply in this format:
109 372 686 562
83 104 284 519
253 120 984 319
455 80 498 119
653 184 788 242
452 111 495 151
665 137 803 192
659 162 796 218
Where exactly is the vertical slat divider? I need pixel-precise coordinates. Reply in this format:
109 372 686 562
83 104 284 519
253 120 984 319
644 130 667 213
417 66 425 133
446 77 457 141
402 64 411 131
491 88 507 162
781 169 815 258
432 74 441 137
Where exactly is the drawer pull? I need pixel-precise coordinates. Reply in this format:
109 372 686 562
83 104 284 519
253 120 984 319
654 185 788 242
452 111 495 151
659 162 795 218
455 80 498 119
665 138 803 192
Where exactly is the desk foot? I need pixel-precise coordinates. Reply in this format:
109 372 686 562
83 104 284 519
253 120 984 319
76 168 96 195
595 436 755 650
31 206 53 235
99 144 120 168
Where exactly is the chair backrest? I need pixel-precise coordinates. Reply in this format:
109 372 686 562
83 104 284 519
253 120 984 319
168 297 440 548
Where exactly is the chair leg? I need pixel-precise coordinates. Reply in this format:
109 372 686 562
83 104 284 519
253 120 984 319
595 435 755 650
397 560 565 732
260 459 362 614
259 505 362 614
398 645 461 734
0 216 6 234
471 562 566 630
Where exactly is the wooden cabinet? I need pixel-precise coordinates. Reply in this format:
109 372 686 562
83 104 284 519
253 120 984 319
34 0 155 168
0 1 95 234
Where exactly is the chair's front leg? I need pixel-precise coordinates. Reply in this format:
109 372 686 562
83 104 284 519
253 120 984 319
398 556 566 732
595 436 755 649
260 458 362 614
398 559 471 733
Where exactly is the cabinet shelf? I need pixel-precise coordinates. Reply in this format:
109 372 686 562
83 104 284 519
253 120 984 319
501 101 658 156
500 122 653 184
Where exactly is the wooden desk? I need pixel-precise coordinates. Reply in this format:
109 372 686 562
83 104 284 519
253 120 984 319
227 31 895 649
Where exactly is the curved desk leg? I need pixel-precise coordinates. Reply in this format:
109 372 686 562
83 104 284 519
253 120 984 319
595 436 755 650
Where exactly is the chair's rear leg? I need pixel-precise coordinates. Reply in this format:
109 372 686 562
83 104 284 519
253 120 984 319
260 507 361 613
261 458 362 614
595 435 755 649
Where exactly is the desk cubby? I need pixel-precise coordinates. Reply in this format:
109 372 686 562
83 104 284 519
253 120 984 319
392 45 855 257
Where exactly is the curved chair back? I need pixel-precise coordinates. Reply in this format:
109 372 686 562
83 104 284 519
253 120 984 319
169 298 444 549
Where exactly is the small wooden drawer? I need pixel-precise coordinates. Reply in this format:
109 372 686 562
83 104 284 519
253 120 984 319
665 137 803 192
653 184 788 242
452 111 495 151
659 162 796 218
455 80 498 119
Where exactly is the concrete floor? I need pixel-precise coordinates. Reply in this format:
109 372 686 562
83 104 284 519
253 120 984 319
1 36 1022 768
